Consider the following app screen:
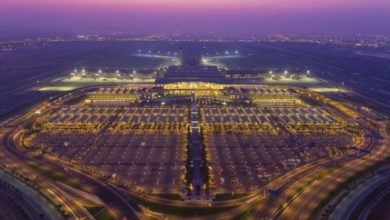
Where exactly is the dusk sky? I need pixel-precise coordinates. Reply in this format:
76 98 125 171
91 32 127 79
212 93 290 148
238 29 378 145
1 0 390 35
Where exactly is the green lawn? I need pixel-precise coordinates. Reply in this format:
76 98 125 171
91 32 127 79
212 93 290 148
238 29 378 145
152 193 182 200
135 198 236 217
85 206 115 220
26 161 82 189
214 193 250 201
232 204 257 220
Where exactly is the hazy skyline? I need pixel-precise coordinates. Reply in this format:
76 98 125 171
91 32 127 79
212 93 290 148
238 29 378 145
1 0 390 35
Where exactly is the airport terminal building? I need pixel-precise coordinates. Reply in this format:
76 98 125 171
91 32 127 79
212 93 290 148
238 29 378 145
157 65 226 84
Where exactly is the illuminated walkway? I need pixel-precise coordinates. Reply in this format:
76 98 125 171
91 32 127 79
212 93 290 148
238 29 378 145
189 102 204 198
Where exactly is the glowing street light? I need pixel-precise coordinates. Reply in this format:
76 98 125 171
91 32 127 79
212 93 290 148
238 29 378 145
269 71 273 75
306 70 311 75
284 70 288 75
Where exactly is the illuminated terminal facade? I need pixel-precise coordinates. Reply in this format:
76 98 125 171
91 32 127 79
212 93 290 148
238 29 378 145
157 65 225 84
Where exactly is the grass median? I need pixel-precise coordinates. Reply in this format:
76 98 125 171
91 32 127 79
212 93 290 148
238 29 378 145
135 197 236 217
85 206 115 220
25 161 82 189
214 193 250 201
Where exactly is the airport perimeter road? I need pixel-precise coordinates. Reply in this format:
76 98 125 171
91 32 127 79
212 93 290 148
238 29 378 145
247 155 350 220
0 170 64 220
0 129 93 220
329 169 390 220
1 105 144 220
248 116 383 220
6 128 142 220
169 152 357 219
274 122 389 220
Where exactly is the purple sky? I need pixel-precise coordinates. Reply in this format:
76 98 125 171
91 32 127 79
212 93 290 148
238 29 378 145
1 0 390 35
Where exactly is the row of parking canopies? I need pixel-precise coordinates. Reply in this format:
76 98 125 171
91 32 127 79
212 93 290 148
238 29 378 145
45 107 189 124
201 107 328 116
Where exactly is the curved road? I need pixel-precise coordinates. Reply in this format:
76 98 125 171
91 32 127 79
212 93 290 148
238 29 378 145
275 122 389 220
1 95 143 220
